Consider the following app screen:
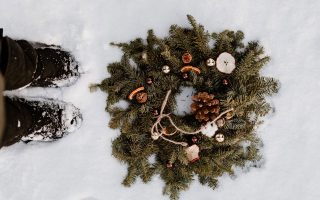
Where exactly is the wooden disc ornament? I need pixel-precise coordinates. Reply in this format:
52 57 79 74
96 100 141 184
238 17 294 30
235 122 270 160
98 15 279 200
182 53 193 64
136 92 148 103
185 144 200 163
216 52 236 74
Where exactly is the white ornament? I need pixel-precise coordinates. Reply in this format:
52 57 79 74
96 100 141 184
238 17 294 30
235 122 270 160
215 133 225 142
162 65 170 73
216 52 236 74
206 58 215 67
141 52 147 60
201 122 218 137
151 133 160 140
185 144 200 162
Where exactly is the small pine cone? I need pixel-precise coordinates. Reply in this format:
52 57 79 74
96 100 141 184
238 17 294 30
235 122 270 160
191 92 220 122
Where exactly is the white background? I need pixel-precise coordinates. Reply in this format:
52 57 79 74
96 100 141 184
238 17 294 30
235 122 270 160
1 0 320 199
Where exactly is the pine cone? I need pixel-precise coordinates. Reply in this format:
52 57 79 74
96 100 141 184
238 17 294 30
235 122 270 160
191 92 220 122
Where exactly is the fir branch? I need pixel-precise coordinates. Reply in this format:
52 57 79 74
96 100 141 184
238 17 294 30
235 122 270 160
98 14 279 200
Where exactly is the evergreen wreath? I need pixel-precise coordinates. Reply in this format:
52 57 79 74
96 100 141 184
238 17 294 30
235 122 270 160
95 15 279 200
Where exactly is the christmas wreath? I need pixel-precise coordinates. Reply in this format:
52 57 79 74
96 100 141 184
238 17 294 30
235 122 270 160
95 15 279 199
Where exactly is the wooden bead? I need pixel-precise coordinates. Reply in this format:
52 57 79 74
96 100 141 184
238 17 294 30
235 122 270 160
216 118 225 128
152 109 159 116
166 161 173 168
222 79 229 85
191 136 198 144
182 72 189 79
146 77 153 85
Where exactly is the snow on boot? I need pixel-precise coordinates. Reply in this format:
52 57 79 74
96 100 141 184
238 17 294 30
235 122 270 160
0 36 80 90
1 97 82 147
29 41 80 88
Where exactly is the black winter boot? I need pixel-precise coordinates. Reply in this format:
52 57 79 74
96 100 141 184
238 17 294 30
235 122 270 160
1 96 82 147
0 36 80 90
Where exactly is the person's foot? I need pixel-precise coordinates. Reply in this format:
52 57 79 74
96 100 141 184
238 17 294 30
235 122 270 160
1 96 82 147
29 41 80 88
0 36 80 90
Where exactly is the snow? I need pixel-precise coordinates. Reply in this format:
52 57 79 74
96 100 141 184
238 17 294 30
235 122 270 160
0 0 320 200
174 86 195 116
201 122 218 138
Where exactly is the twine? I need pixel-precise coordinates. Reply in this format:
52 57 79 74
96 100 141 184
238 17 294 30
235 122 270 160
150 90 234 146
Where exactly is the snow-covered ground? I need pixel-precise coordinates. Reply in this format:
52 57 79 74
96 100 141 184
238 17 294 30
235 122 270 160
1 0 320 199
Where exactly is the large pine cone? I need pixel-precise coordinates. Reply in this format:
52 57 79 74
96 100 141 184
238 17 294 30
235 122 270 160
191 92 220 122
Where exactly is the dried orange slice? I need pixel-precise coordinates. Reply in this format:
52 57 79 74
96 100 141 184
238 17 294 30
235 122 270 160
128 86 145 100
180 66 201 74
